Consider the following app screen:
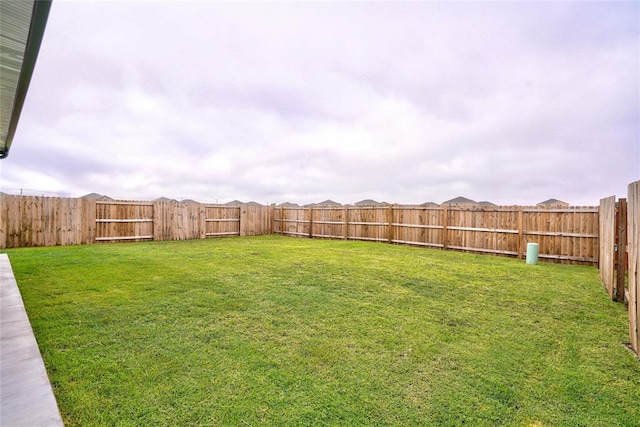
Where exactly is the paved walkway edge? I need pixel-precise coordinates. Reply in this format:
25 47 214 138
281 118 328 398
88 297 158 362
1 253 64 426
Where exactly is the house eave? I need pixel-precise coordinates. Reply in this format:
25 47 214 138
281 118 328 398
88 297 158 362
0 0 52 159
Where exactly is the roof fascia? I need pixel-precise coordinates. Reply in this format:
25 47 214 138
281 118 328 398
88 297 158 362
1 0 52 159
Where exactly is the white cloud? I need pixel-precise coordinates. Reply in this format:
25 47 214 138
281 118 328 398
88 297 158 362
2 1 638 206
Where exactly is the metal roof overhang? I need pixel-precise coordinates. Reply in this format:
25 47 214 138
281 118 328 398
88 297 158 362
0 0 52 159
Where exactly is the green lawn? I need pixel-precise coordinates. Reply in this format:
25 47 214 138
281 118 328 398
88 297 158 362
4 235 639 426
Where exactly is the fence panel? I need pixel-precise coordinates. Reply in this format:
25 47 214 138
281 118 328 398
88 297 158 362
280 208 310 237
160 201 203 241
241 204 272 236
347 206 388 243
390 206 444 248
311 207 344 239
445 207 520 256
628 181 639 354
96 201 154 242
599 196 616 299
205 205 240 237
0 195 96 248
522 207 598 264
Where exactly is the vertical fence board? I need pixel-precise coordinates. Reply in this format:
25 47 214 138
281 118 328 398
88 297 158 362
599 196 616 299
616 199 627 303
0 194 6 249
8 195 20 248
84 198 96 244
628 181 639 354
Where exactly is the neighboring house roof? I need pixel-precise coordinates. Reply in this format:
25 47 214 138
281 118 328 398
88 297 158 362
80 193 113 201
1 1 52 158
420 202 440 207
181 199 199 204
315 199 341 206
537 198 569 207
154 197 177 202
478 201 497 207
277 202 299 207
225 200 243 206
81 192 103 199
442 196 478 205
246 201 262 206
354 199 381 206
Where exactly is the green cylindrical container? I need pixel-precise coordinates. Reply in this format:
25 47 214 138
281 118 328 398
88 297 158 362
526 243 539 265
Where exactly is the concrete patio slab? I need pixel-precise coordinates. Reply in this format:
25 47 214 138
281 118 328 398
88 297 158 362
1 254 64 426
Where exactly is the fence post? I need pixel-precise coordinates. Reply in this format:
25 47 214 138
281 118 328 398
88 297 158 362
344 206 349 240
268 204 274 235
616 198 628 302
308 207 314 238
387 204 393 243
517 206 524 259
628 180 640 354
197 203 205 239
422 206 428 246
442 205 448 250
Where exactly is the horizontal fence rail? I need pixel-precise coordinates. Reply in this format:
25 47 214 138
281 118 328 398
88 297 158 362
274 205 599 265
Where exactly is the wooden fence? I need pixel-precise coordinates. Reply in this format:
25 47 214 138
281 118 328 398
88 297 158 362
598 180 640 357
0 196 95 247
627 181 639 355
0 195 273 248
1 195 598 264
598 195 629 302
274 204 599 265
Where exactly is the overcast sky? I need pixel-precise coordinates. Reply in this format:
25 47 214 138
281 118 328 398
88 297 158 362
1 0 638 205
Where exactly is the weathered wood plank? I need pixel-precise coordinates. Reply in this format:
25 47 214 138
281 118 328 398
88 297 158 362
627 181 639 354
599 196 616 299
616 198 627 303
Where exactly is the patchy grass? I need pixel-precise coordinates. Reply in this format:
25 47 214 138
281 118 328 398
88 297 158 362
4 235 639 426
